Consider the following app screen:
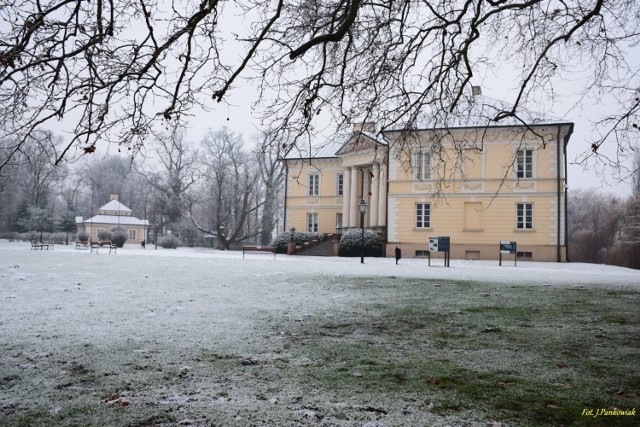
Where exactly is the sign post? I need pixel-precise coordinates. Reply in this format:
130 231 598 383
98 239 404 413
428 236 451 267
499 241 517 266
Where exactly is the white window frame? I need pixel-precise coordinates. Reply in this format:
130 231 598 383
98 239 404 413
336 172 344 196
516 203 533 230
307 213 319 232
414 151 431 180
129 229 136 240
416 203 431 228
516 149 534 179
308 173 320 196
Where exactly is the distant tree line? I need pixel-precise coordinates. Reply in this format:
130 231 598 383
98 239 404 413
568 152 640 269
0 127 285 249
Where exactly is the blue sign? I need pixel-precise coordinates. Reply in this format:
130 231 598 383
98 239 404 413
500 241 517 254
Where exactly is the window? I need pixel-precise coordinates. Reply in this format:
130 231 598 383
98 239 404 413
416 203 431 228
336 213 343 228
516 203 533 229
517 251 533 259
337 173 344 196
414 152 431 180
129 229 136 240
307 213 319 232
516 149 534 178
308 173 320 196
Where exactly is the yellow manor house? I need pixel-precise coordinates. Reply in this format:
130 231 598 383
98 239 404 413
283 94 574 262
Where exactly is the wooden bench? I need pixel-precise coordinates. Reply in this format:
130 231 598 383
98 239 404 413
90 240 117 254
31 240 53 250
75 241 89 250
242 246 275 259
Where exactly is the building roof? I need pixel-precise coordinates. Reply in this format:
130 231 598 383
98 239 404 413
99 199 132 214
82 215 149 226
284 94 572 160
403 95 572 131
284 139 344 160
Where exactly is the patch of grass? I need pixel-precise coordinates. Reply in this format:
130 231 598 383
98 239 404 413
280 277 640 426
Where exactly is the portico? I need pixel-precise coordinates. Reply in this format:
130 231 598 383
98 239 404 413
335 129 388 230
340 163 387 229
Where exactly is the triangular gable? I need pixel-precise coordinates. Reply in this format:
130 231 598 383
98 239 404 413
335 132 387 156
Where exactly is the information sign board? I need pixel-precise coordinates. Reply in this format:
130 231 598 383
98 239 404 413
500 241 517 255
429 236 450 252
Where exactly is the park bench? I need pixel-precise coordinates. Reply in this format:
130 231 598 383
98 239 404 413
75 241 89 250
90 240 117 254
31 240 53 250
242 246 275 259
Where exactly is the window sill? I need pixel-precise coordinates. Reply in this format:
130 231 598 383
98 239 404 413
514 228 536 232
413 227 433 232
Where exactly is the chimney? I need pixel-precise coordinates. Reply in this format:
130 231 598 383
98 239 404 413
472 86 482 97
110 194 118 201
352 122 376 133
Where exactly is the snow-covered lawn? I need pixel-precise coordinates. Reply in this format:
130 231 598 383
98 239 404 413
0 241 638 426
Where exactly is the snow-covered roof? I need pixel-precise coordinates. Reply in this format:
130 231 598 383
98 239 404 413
75 216 83 224
284 94 571 160
99 199 132 214
403 95 572 131
284 139 344 160
82 215 149 226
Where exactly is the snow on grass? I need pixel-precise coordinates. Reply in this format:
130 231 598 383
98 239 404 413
0 240 638 426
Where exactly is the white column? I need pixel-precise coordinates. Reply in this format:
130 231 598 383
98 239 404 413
349 167 359 227
342 168 351 228
378 163 387 227
370 163 380 227
358 168 371 227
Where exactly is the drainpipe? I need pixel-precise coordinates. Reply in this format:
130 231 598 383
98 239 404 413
385 148 390 256
556 126 562 262
556 123 574 262
283 161 289 233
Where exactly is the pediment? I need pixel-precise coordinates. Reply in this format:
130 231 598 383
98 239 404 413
335 133 385 156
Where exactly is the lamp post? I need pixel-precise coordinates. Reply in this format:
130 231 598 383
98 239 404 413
359 198 367 264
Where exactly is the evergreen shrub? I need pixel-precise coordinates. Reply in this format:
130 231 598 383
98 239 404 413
338 229 382 257
98 230 112 241
110 228 128 247
272 231 323 253
160 235 180 249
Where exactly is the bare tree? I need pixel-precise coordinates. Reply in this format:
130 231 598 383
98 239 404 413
1 0 639 179
137 129 199 237
255 131 286 244
568 189 625 263
16 131 65 209
190 127 262 249
633 150 640 198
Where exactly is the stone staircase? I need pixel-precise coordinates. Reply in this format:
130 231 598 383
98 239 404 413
294 238 334 256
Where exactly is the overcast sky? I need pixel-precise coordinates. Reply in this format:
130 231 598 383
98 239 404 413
73 1 638 198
